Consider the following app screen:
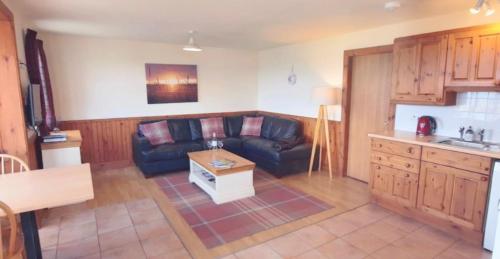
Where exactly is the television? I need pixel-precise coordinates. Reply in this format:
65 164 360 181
25 84 43 127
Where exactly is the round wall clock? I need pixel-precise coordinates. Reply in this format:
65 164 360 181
288 65 297 86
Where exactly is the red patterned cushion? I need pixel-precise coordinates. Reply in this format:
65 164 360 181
200 117 226 139
240 116 264 136
139 121 174 145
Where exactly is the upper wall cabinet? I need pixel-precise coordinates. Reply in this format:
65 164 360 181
445 27 500 88
392 35 455 105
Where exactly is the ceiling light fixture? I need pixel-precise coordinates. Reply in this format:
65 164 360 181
183 30 202 52
470 0 496 15
485 1 496 15
384 1 401 11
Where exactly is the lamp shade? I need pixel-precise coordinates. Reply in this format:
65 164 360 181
311 86 341 105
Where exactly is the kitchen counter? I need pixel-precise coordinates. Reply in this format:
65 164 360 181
368 130 500 160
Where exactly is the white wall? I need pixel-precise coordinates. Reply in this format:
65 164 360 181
257 11 500 124
40 33 258 121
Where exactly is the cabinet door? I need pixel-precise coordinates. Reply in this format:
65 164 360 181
392 40 418 100
449 168 489 231
418 162 489 231
415 35 448 103
392 35 449 104
370 163 419 208
446 28 500 87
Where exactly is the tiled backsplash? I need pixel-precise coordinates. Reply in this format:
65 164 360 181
395 92 500 142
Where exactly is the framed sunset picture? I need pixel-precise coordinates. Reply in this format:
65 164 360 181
145 64 198 104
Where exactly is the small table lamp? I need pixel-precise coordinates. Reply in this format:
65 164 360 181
308 86 341 179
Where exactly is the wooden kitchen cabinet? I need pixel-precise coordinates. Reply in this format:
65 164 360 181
392 34 454 105
370 163 419 208
445 27 500 88
418 162 489 231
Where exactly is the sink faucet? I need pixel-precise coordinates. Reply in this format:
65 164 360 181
464 126 475 142
459 127 465 140
479 129 486 143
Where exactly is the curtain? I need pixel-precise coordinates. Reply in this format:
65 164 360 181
24 29 57 135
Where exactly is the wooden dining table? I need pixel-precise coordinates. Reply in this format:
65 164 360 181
0 163 94 259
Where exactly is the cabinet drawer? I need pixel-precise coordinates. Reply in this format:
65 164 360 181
371 151 420 174
421 147 492 175
371 138 422 159
370 163 419 208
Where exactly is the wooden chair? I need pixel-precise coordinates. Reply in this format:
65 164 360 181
0 155 28 259
0 201 23 259
0 154 29 174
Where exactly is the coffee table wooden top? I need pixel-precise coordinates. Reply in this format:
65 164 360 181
188 149 255 176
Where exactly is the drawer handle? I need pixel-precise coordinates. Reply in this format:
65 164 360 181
376 165 381 170
406 163 412 168
406 173 410 177
378 157 382 161
407 147 413 153
378 144 383 148
481 176 488 182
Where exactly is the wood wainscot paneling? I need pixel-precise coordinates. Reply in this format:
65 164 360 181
58 111 257 170
59 110 344 176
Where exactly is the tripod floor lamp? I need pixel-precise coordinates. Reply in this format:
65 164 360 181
308 86 341 179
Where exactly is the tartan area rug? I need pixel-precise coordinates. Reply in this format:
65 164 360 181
155 169 333 248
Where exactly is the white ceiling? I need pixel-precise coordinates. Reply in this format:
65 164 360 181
9 0 476 50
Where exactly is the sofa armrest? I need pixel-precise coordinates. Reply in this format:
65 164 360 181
132 133 153 151
279 143 316 161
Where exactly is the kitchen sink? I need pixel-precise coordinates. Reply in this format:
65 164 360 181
435 138 500 152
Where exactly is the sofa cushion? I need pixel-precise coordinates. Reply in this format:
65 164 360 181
240 116 264 136
138 120 174 145
200 117 226 139
261 116 300 141
242 138 280 161
137 119 163 137
188 119 203 141
141 142 203 162
220 137 243 153
224 116 243 137
167 119 192 142
243 138 311 162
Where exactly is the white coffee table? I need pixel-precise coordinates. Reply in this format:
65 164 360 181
188 149 256 204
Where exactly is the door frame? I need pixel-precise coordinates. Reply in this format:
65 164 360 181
340 45 394 177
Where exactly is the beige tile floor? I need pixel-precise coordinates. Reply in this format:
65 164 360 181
39 198 191 259
39 199 492 259
225 204 491 259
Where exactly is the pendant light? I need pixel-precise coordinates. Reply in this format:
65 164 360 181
183 30 202 52
470 0 495 16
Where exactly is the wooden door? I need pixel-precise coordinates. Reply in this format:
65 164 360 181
446 28 500 87
347 52 393 182
392 35 448 104
418 162 489 231
370 163 419 208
